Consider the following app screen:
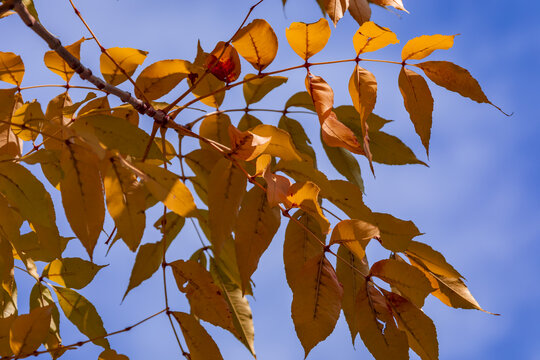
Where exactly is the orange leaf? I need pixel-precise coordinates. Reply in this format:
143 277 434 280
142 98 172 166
206 41 242 83
402 34 456 61
227 125 271 161
286 18 331 60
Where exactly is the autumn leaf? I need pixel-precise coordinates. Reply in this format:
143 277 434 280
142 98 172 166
100 47 148 86
384 290 439 360
227 124 271 161
374 212 422 252
206 41 242 83
10 100 44 141
98 349 129 360
172 312 224 360
287 181 330 234
278 116 317 164
251 124 303 161
43 38 84 81
399 66 434 155
9 305 52 357
235 186 280 294
325 0 349 26
402 34 456 61
199 113 231 151
0 52 25 85
291 253 343 357
135 59 190 100
349 0 372 26
232 19 278 71
286 18 331 60
29 283 63 358
330 219 379 259
353 21 399 55
243 74 287 105
43 257 106 289
369 0 408 12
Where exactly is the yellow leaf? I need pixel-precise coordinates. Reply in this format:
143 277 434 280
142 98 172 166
43 38 84 81
232 19 278 71
371 258 434 307
43 257 106 289
417 60 491 104
43 93 72 150
402 34 456 61
77 95 111 117
251 124 303 161
184 149 222 204
330 219 379 259
263 170 292 207
405 241 462 279
100 47 148 86
374 212 421 252
29 284 63 359
325 0 349 26
228 124 271 161
10 100 44 141
0 52 24 86
255 153 272 176
398 67 433 155
291 253 343 357
0 315 16 357
189 62 225 108
369 0 407 12
326 180 374 222
172 312 224 360
170 260 234 332
104 158 146 251
0 161 55 228
235 186 281 293
123 240 166 300
99 349 129 360
111 104 139 126
353 21 399 55
348 65 377 171
135 59 190 100
210 258 256 355
0 89 23 158
199 113 231 151
286 18 331 60
54 286 110 349
135 162 197 218
356 281 409 359
243 74 287 105
335 245 369 344
206 41 242 83
59 142 104 259
385 290 439 360
349 0 372 26
208 158 246 254
283 210 325 288
287 181 330 234
9 305 52 357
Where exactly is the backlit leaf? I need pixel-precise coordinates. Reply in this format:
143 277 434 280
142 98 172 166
369 0 407 12
199 113 231 151
356 281 409 359
243 74 287 105
369 130 427 166
325 0 349 26
43 257 106 289
54 287 110 349
417 61 491 104
9 305 52 357
228 125 271 161
402 34 456 61
405 241 462 278
172 312 224 360
238 113 263 131
385 290 439 360
263 169 291 207
251 124 303 161
0 89 22 158
104 157 146 251
100 47 148 86
286 18 331 60
10 100 44 141
43 38 84 81
235 186 281 293
278 116 317 164
285 91 316 112
98 349 129 360
349 0 371 26
330 219 379 259
371 258 433 307
59 141 104 259
335 245 369 344
123 240 166 300
206 41 241 83
170 260 234 332
287 181 330 234
232 19 278 71
0 52 24 86
321 138 364 191
135 59 190 100
353 21 399 54
399 67 433 155
208 158 246 255
29 284 63 359
291 253 343 357
135 162 197 218
374 212 421 252
0 316 16 357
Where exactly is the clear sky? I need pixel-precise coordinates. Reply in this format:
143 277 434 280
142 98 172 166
1 0 539 359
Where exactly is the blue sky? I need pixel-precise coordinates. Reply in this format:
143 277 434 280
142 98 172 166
1 0 539 359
